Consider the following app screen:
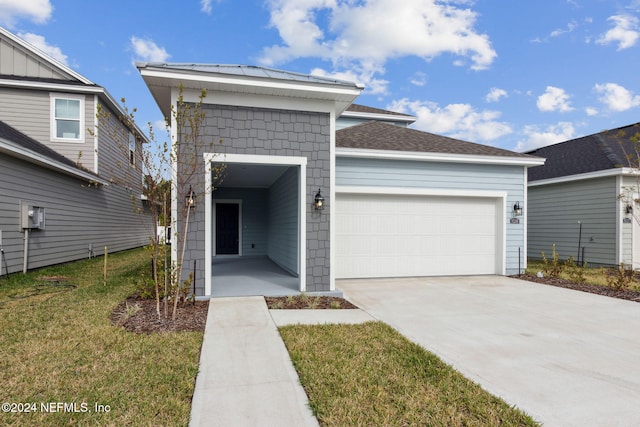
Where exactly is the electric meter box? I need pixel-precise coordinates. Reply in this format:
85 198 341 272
21 204 45 230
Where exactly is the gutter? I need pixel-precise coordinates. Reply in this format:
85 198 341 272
0 138 110 185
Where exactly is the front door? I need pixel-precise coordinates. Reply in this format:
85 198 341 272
216 203 239 255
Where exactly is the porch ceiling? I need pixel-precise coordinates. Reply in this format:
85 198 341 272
216 163 290 188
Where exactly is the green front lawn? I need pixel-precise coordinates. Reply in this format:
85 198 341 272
0 248 202 426
280 322 538 426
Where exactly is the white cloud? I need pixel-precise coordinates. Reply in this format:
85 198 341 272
550 20 578 38
594 82 640 111
410 72 427 87
537 86 574 112
0 0 52 27
260 0 496 92
485 87 507 103
596 15 640 50
585 107 599 116
515 122 575 152
200 0 222 14
311 64 389 94
17 32 67 65
388 98 512 143
130 36 170 62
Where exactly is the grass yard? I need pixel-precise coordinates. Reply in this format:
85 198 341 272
0 248 203 426
280 322 538 427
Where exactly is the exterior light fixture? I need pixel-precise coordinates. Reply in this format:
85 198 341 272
626 204 633 215
314 188 325 210
186 186 196 210
513 201 523 217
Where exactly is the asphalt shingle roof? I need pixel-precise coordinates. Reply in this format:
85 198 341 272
0 120 89 171
527 122 640 181
336 121 538 158
345 104 414 117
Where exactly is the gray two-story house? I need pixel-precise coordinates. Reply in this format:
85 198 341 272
0 27 151 275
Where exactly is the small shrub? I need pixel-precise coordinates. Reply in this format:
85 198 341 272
116 302 141 324
308 297 320 309
605 263 634 290
541 244 564 278
564 257 587 284
329 300 342 309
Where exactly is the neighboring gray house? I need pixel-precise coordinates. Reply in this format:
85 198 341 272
527 122 640 268
138 62 544 297
0 27 151 275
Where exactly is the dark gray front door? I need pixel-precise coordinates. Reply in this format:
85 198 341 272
216 203 239 255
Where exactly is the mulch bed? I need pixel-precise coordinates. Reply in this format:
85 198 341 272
514 274 640 303
111 295 358 333
265 295 358 309
110 296 209 333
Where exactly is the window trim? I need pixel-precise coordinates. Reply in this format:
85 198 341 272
50 93 85 143
129 133 136 166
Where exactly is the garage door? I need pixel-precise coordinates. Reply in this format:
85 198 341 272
336 193 501 279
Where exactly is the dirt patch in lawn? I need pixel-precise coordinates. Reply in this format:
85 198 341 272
111 295 358 333
514 274 640 303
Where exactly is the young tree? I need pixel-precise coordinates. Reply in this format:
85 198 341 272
169 86 224 320
92 86 224 320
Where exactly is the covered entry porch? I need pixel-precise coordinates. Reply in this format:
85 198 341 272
204 153 307 297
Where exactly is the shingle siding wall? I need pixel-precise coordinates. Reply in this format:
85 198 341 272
336 157 527 275
179 104 331 295
528 177 618 266
0 153 151 274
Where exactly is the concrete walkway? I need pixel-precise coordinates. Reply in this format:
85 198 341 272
339 276 640 427
189 297 373 426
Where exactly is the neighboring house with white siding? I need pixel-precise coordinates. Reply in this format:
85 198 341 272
138 62 544 297
526 122 640 268
0 27 151 275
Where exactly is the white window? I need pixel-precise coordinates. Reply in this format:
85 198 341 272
129 133 136 166
50 94 84 142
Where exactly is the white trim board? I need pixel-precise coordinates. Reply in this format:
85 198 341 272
203 152 307 296
336 147 546 167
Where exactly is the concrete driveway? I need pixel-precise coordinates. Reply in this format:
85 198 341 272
339 276 640 427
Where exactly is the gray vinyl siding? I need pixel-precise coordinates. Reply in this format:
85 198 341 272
0 88 96 172
212 187 268 256
94 99 143 188
528 177 617 266
336 157 527 275
0 153 151 274
268 167 299 275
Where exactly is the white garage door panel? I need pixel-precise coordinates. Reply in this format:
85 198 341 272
336 193 500 278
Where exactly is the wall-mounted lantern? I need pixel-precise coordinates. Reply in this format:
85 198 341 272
186 186 196 210
314 188 325 210
513 201 523 217
625 204 633 215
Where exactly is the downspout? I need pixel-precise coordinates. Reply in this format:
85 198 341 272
23 228 29 273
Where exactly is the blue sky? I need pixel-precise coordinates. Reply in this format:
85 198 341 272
2 0 640 152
